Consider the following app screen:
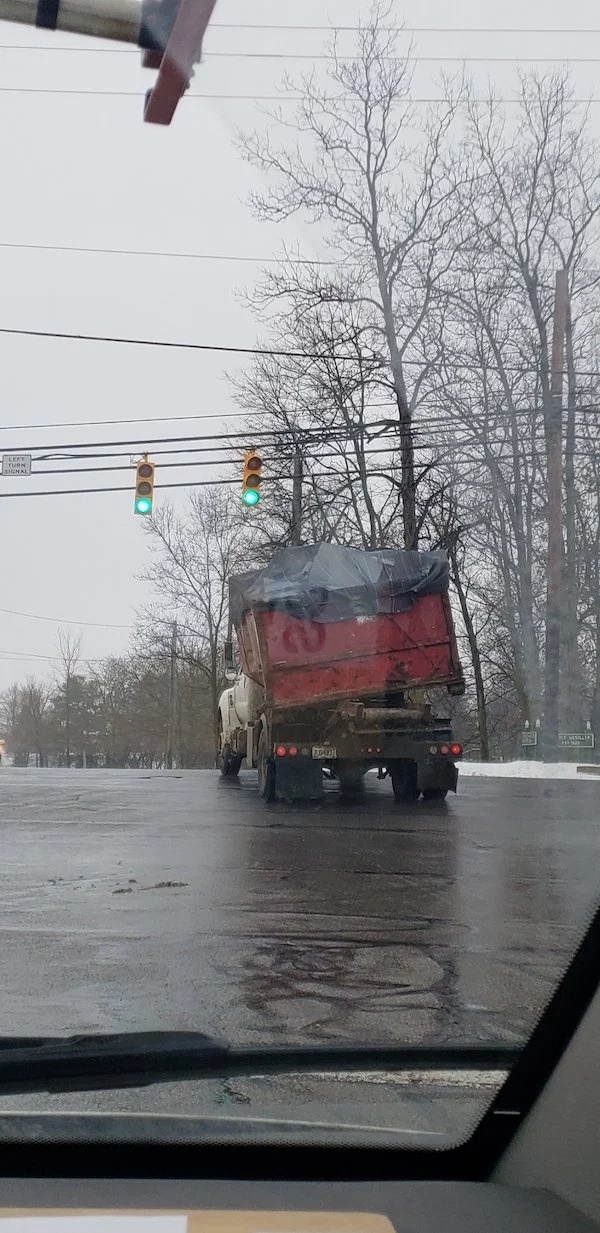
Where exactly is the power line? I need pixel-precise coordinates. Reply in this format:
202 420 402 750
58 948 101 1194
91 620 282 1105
1 408 598 461
0 409 254 433
0 606 130 629
2 320 600 382
204 52 600 61
200 52 600 62
2 27 600 42
0 477 267 499
0 399 583 436
0 649 108 663
2 422 390 455
1 403 598 460
0 440 596 499
0 649 63 661
211 25 600 34
4 42 600 59
1 87 599 105
27 430 600 477
0 239 335 266
0 324 375 362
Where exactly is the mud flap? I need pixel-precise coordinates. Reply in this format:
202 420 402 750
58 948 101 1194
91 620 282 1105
417 759 459 794
274 755 323 802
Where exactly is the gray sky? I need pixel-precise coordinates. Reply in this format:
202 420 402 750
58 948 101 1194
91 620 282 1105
0 0 597 688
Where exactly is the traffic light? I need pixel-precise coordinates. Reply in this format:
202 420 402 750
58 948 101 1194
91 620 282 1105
134 458 155 516
241 449 262 507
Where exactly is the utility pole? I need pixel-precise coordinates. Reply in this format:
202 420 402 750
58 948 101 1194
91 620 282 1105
291 450 303 547
543 269 568 761
166 620 178 770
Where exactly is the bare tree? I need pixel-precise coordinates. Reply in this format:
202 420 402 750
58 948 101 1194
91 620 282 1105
456 73 600 739
54 628 83 768
232 302 406 552
239 3 463 549
140 487 255 754
21 678 52 767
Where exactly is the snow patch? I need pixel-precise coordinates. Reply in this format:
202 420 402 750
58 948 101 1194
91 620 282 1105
460 760 600 780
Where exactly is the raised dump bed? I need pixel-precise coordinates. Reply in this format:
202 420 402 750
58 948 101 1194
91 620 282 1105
229 544 464 711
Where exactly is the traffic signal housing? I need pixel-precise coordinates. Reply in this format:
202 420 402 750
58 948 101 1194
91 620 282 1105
134 458 155 516
241 449 262 507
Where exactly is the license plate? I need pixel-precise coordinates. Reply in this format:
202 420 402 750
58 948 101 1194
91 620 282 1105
312 745 337 760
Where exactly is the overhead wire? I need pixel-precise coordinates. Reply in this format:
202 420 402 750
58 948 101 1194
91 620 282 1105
0 442 596 499
1 26 599 44
0 606 130 629
0 324 385 362
0 409 260 432
0 87 599 104
3 26 600 38
28 431 600 477
0 399 597 441
0 239 337 266
0 421 402 455
9 401 600 438
2 321 600 384
5 404 598 458
3 43 600 60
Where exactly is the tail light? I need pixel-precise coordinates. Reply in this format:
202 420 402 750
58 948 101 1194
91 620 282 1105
288 745 298 757
275 745 287 758
450 742 463 757
440 744 450 755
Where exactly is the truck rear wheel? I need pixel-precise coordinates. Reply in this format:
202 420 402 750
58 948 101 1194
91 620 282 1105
390 759 419 803
257 728 275 802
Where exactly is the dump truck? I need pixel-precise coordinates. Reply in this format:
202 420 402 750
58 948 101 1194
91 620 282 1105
217 543 465 803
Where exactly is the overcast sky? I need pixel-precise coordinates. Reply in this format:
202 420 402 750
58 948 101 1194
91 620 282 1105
0 0 597 689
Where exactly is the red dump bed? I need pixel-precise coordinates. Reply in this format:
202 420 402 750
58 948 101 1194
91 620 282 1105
237 591 464 711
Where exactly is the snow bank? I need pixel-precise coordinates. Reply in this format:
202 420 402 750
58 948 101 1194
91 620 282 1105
460 760 600 780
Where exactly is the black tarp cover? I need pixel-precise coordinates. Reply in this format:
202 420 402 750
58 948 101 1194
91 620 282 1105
229 543 449 626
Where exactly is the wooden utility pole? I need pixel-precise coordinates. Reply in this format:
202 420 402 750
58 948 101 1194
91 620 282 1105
543 269 568 761
166 620 178 770
291 450 303 547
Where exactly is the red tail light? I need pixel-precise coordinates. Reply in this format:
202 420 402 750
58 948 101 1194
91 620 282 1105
288 745 298 757
450 742 463 757
275 745 287 758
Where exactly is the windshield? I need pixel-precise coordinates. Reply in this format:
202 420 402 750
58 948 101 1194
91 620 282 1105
0 0 599 1152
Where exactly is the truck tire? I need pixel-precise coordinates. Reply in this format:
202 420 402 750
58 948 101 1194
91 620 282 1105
217 722 242 777
422 787 448 802
390 759 419 803
220 746 242 777
257 728 275 802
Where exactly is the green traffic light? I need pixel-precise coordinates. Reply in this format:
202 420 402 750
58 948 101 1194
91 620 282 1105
242 489 260 507
135 496 153 515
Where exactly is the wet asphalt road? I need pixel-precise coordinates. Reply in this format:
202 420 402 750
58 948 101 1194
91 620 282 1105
0 766 598 1139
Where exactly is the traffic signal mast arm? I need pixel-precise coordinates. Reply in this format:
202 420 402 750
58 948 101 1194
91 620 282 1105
0 0 218 125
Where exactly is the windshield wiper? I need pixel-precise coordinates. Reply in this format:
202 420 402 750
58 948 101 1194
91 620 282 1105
0 1032 520 1095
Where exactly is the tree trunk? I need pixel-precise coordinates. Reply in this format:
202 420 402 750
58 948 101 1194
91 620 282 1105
562 304 581 731
450 554 490 761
